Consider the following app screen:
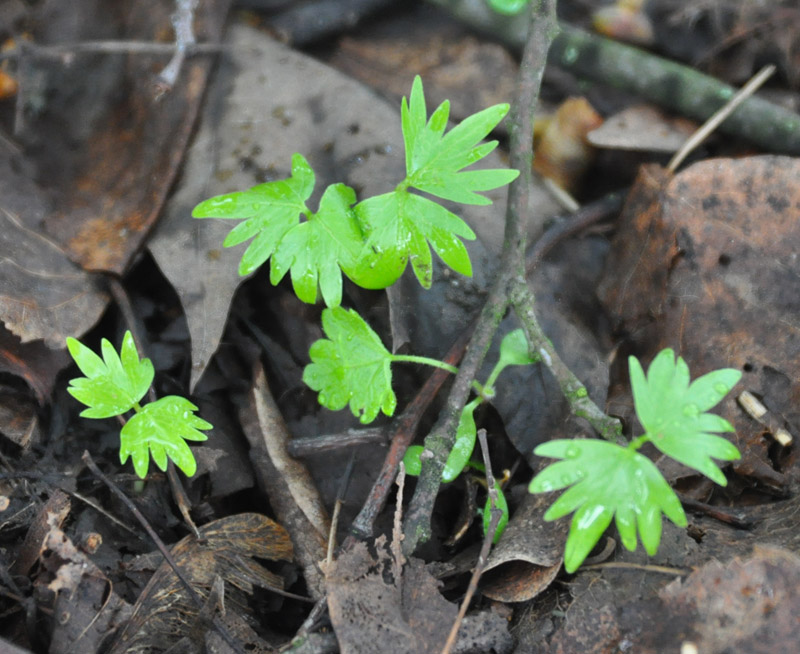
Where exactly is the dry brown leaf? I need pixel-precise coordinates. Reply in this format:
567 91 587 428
533 97 603 192
599 156 800 492
325 536 457 654
108 513 292 654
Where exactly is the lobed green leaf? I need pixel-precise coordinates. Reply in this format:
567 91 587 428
529 439 687 573
119 396 211 478
630 349 742 485
270 183 363 306
355 190 475 288
303 307 397 423
191 153 315 276
66 331 154 418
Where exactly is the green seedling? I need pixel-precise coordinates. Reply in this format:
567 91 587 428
529 348 742 572
66 331 211 479
401 329 539 542
192 75 518 304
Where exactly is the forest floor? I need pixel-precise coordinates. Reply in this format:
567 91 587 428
1 1 799 653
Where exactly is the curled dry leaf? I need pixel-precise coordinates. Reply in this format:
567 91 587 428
108 513 293 654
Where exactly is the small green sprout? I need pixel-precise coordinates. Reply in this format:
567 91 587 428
529 348 742 572
66 331 211 478
192 76 518 304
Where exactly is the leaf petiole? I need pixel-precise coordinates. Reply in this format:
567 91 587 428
390 354 459 375
628 434 650 451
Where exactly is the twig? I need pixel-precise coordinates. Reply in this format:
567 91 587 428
326 452 356 566
667 64 776 172
426 1 800 155
509 277 623 443
402 0 559 555
1 39 225 62
156 0 200 94
81 451 246 654
350 328 471 540
440 430 500 654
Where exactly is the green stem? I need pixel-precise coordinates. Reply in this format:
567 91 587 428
392 354 459 375
628 434 650 451
132 402 143 413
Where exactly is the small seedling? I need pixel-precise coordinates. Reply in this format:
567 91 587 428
529 348 742 572
66 331 211 478
192 76 518 304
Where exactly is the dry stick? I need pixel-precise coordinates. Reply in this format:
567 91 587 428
81 451 246 654
509 276 623 442
157 0 200 93
1 39 225 61
402 0 559 556
667 64 776 173
426 0 800 156
440 430 501 654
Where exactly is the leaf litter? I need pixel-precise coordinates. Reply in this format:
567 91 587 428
2 2 800 654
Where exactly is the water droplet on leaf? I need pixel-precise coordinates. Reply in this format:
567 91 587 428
565 445 581 459
682 403 699 417
713 382 729 395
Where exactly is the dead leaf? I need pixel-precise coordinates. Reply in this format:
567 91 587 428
37 0 230 274
0 208 108 348
328 9 518 124
150 22 407 388
325 536 457 654
34 506 132 654
108 513 293 654
480 493 566 603
533 97 603 192
598 156 800 491
238 362 330 600
587 104 696 153
0 323 71 404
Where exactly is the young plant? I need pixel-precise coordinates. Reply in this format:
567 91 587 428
66 331 211 479
303 307 536 541
192 76 518 304
529 348 742 572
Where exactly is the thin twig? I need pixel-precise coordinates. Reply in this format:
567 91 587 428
81 451 246 654
440 430 500 654
0 39 226 62
509 277 623 443
402 0 559 555
156 0 199 93
667 64 776 172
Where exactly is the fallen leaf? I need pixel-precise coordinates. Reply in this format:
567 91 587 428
325 536 457 654
0 208 108 348
599 156 800 491
38 0 230 274
108 513 293 654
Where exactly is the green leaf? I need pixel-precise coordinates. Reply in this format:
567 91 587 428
355 190 475 288
402 75 519 205
483 482 509 544
303 307 397 423
498 329 538 368
442 398 481 482
270 183 363 306
629 349 742 485
403 445 425 476
191 153 315 276
66 331 154 418
120 396 211 478
403 398 480 482
529 439 687 573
